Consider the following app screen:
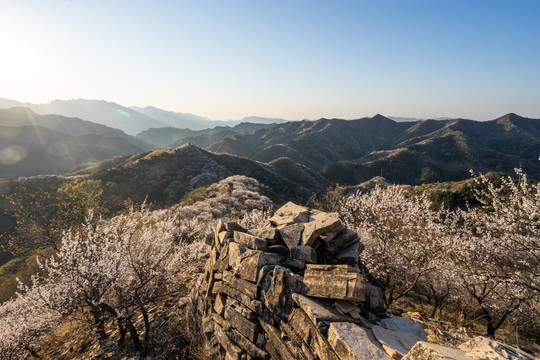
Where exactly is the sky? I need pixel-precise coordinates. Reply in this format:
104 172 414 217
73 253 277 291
1 0 539 121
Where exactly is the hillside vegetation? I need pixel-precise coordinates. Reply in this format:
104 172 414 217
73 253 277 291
0 171 538 359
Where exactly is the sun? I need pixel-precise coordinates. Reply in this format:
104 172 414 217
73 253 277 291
0 13 56 100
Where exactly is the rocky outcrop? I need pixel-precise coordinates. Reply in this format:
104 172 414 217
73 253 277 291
184 202 534 360
403 337 535 360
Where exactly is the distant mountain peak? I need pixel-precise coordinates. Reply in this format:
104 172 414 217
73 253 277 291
371 114 394 122
497 112 526 121
2 106 39 117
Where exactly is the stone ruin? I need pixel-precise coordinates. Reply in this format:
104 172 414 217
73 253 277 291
185 202 534 360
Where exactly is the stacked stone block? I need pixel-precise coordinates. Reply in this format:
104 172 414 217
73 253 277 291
185 202 533 360
186 202 393 359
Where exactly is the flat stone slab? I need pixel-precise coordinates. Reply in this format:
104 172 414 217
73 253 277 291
214 320 242 360
259 319 295 359
222 270 258 298
269 201 310 226
288 308 340 360
290 245 317 263
292 293 352 325
249 226 281 245
278 223 304 249
303 264 366 301
324 229 359 254
226 296 258 321
224 305 260 343
458 336 535 360
336 241 364 263
261 266 308 319
372 324 423 358
403 342 473 360
303 216 343 246
228 242 280 282
234 231 267 251
378 317 427 341
220 282 263 314
333 300 360 314
328 322 391 360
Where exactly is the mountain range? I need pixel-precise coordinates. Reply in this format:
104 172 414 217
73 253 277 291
199 113 540 184
0 98 289 135
0 107 152 178
0 96 538 188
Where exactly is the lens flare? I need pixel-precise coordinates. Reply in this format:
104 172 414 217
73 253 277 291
0 146 28 165
116 108 131 117
47 142 69 157
0 127 21 137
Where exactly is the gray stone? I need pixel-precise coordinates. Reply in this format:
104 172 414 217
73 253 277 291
269 201 310 227
320 224 347 243
225 221 248 233
261 266 308 319
215 218 228 244
214 241 231 273
266 244 289 257
234 231 267 251
285 258 306 272
256 265 276 288
303 216 343 246
215 321 242 360
333 300 360 314
292 293 352 325
378 317 427 342
324 229 359 254
366 282 386 316
328 322 391 360
249 226 281 246
226 296 258 321
219 230 234 244
458 336 535 360
303 264 366 301
290 246 317 263
335 241 364 264
223 270 259 298
228 242 280 282
403 342 473 360
288 308 340 360
220 283 263 315
228 328 267 359
280 321 318 360
279 223 304 249
214 293 226 316
259 320 295 359
211 280 222 295
308 211 340 222
224 305 260 343
371 324 423 358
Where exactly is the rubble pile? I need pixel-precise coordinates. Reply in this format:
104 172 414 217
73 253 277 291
185 202 534 360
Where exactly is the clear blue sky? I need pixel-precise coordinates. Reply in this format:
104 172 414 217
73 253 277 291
1 0 539 120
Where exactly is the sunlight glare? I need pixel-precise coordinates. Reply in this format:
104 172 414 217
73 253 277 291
0 146 28 165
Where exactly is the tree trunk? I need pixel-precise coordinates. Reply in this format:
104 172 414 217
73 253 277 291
125 316 143 355
117 318 127 344
135 293 150 353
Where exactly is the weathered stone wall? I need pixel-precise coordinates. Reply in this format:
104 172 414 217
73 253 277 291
185 202 534 360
